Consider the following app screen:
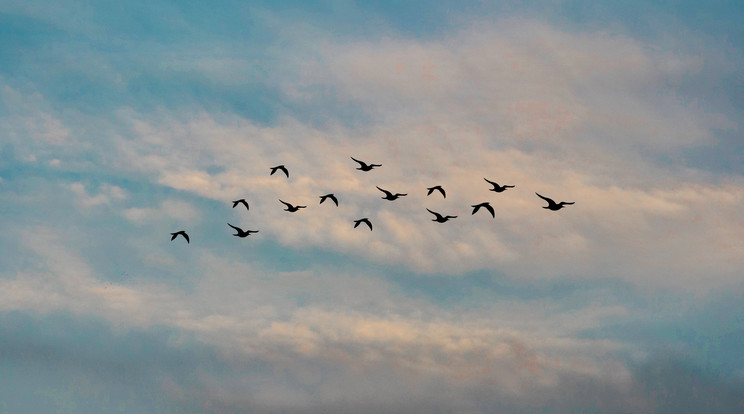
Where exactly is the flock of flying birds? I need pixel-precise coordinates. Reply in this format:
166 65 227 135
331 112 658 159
169 157 574 244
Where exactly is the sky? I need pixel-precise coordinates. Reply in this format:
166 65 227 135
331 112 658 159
1 1 743 412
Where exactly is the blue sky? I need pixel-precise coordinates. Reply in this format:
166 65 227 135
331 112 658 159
1 1 744 412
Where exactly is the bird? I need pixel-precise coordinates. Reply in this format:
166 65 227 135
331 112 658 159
279 199 306 212
377 186 407 201
351 157 381 171
232 199 249 211
270 165 289 178
170 231 189 243
353 218 373 231
427 185 446 198
426 208 457 223
471 202 495 218
484 178 515 193
319 193 339 206
535 193 574 211
227 223 258 238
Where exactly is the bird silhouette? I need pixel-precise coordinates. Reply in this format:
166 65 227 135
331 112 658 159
279 199 306 212
426 208 457 223
232 199 249 211
170 231 189 243
270 165 289 178
427 185 446 198
319 193 339 206
536 193 574 210
484 178 515 193
353 218 373 230
351 157 381 171
471 202 495 218
227 223 258 238
377 186 407 201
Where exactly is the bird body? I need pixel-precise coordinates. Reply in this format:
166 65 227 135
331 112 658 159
426 185 446 198
279 199 306 212
319 193 339 206
426 208 457 223
227 223 258 238
351 157 381 171
353 218 373 231
377 186 407 201
170 231 190 243
484 178 515 193
232 199 249 210
535 193 574 210
471 202 495 218
270 165 289 178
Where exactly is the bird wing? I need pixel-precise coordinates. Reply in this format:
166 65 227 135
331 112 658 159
279 166 289 177
364 219 373 230
535 192 555 205
426 208 442 219
329 194 338 206
438 187 446 198
427 187 434 195
232 200 239 208
319 195 327 204
170 233 177 241
484 178 497 187
561 201 575 205
182 232 189 243
353 220 361 228
227 223 241 231
350 157 365 167
377 186 392 196
279 199 291 208
484 204 495 218
446 215 457 219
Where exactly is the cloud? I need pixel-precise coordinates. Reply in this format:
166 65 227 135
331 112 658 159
122 199 199 224
68 182 127 209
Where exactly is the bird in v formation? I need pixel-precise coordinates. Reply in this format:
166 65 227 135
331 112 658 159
172 158 575 243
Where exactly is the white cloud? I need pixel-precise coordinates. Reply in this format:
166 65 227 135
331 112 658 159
68 182 127 209
122 199 199 224
1 228 644 411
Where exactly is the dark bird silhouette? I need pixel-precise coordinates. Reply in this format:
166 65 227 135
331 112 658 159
353 218 373 231
170 231 189 243
270 165 289 178
427 185 446 198
319 193 339 206
484 178 515 193
377 186 407 201
351 157 381 171
232 199 249 211
426 208 457 223
536 193 574 211
471 202 495 218
279 199 306 212
227 223 258 238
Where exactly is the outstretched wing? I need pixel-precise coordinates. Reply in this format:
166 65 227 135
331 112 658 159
426 208 442 220
227 223 241 232
484 204 495 218
484 178 498 187
279 165 289 178
350 157 365 167
329 194 338 206
279 199 292 208
535 192 555 205
363 219 373 230
376 186 392 197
